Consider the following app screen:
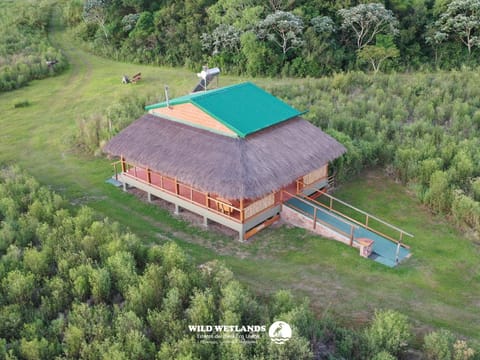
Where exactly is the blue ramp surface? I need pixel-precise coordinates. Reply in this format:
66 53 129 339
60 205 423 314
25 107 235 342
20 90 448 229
285 197 410 267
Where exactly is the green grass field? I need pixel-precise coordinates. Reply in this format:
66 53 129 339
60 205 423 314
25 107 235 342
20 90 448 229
1 10 480 339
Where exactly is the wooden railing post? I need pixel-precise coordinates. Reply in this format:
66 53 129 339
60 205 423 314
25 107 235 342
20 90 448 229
120 156 126 172
329 197 333 210
350 225 354 246
313 207 317 229
147 168 151 184
240 199 244 222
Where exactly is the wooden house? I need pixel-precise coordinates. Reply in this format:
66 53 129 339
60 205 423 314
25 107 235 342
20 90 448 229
104 82 346 240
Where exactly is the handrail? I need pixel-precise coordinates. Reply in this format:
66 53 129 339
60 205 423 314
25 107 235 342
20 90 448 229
285 201 353 239
310 192 413 238
303 191 413 247
282 190 361 230
113 160 282 224
122 171 243 222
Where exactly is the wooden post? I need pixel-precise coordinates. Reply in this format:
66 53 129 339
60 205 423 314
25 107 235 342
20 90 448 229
114 162 118 180
206 192 209 207
121 156 126 172
240 198 244 222
147 168 151 184
175 178 179 195
349 225 354 246
329 197 333 210
134 166 137 177
313 207 317 229
395 242 401 264
190 187 193 201
160 174 164 189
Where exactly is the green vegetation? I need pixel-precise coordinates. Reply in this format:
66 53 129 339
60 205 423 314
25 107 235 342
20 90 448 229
0 0 67 92
270 70 480 235
2 0 480 356
64 0 480 76
1 167 477 359
0 167 319 359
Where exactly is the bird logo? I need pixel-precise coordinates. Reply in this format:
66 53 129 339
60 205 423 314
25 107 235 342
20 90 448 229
268 321 292 344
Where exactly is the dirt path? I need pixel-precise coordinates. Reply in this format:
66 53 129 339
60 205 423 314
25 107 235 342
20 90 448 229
47 6 94 111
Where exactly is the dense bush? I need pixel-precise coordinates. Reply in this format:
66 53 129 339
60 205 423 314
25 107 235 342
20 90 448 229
269 70 480 236
0 166 321 359
0 167 477 358
364 309 410 357
424 329 476 360
73 93 156 155
62 0 480 77
0 0 67 92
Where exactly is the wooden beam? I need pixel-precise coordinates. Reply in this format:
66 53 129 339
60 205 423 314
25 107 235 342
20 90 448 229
240 198 244 222
245 215 280 240
120 156 126 172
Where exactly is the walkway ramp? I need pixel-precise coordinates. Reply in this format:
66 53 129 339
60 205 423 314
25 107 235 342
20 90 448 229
283 194 412 267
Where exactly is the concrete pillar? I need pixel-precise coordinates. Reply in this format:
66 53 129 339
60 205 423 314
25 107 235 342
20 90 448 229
174 204 180 215
122 182 127 192
203 216 208 228
147 192 152 202
239 231 245 242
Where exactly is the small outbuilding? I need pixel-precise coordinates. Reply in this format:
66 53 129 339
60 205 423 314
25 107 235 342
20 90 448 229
104 82 346 240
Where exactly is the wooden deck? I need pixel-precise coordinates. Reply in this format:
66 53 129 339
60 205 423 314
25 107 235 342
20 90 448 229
124 166 244 221
112 159 332 240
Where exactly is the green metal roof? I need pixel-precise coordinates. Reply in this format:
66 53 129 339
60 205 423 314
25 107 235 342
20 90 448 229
145 82 303 137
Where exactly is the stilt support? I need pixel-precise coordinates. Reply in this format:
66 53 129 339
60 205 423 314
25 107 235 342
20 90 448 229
147 193 152 202
203 216 208 228
174 204 180 215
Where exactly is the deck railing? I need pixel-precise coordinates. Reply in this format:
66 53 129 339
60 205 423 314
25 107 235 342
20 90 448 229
112 160 280 224
303 191 413 247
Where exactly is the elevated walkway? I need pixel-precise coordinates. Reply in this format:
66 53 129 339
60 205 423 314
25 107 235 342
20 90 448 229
282 192 412 267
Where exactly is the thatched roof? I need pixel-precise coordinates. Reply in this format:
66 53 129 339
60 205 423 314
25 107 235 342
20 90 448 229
104 114 346 199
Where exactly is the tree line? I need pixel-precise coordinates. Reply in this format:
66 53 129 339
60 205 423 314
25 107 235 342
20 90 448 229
65 0 480 76
0 166 477 359
0 0 67 92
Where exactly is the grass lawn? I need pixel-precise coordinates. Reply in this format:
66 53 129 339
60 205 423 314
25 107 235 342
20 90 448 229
1 8 479 339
